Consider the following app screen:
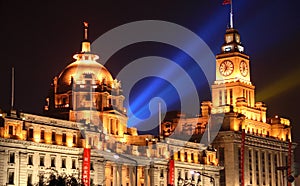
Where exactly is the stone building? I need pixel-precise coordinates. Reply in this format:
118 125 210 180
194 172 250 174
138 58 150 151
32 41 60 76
161 26 296 186
0 23 222 186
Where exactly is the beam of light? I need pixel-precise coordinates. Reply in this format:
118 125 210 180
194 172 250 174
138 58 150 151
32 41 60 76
256 67 300 101
126 51 209 129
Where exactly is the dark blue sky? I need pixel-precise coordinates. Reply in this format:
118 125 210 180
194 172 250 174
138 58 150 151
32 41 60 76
1 0 300 163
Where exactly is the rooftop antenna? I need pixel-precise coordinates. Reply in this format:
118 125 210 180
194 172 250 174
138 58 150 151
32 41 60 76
11 67 14 110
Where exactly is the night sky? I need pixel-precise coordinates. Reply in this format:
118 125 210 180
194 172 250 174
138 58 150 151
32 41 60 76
1 1 300 167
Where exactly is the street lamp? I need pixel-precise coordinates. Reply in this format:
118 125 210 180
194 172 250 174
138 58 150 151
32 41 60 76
190 170 215 186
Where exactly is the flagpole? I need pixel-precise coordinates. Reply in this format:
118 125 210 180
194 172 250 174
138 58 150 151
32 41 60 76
230 0 234 28
158 102 161 139
11 67 14 110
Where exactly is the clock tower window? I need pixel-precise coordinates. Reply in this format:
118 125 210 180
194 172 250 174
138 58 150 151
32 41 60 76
219 90 223 106
229 89 233 105
224 90 228 104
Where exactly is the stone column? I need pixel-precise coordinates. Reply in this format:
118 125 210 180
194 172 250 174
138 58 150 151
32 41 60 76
118 165 122 186
113 165 117 186
96 160 106 185
149 164 155 186
18 151 28 185
144 166 149 186
129 166 134 186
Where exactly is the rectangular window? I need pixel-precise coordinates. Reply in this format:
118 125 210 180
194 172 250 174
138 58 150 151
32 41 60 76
39 174 44 185
229 89 233 105
88 137 92 146
178 169 181 179
72 159 76 169
27 173 32 185
73 135 76 144
191 153 194 161
41 130 45 140
8 172 14 184
8 125 13 135
51 132 56 142
90 161 94 170
28 154 33 165
62 158 66 168
185 171 188 180
184 152 188 161
219 90 222 106
51 157 55 167
9 152 15 163
178 151 181 159
29 128 34 139
249 91 251 106
224 90 227 104
40 156 44 166
62 133 67 143
160 169 164 178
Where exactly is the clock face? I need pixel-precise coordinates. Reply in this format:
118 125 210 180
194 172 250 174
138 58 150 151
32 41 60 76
239 61 248 77
219 60 234 76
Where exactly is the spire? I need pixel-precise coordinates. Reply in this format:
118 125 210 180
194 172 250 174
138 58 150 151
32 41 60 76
84 21 88 40
81 21 91 53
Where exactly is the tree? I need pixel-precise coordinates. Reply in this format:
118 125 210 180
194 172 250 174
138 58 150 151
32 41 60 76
34 168 83 186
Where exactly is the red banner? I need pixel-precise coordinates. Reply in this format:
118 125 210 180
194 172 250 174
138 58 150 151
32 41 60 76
168 159 175 185
82 148 91 186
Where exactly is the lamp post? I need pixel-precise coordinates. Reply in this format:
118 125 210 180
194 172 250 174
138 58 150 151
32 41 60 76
190 170 215 186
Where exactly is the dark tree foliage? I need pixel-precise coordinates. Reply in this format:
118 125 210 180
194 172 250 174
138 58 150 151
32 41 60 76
32 169 83 186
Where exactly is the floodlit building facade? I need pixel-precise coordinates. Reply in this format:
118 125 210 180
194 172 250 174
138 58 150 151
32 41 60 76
161 27 296 186
0 23 223 186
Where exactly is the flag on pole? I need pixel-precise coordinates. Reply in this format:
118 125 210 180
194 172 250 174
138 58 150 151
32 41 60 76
223 0 231 5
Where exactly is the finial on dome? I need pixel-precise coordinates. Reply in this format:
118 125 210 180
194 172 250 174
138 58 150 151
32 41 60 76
83 22 88 40
81 21 91 53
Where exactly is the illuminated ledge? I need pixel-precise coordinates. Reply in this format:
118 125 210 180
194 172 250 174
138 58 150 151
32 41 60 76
0 137 81 153
214 79 252 85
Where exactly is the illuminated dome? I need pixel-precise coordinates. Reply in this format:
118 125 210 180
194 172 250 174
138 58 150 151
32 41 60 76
57 56 113 87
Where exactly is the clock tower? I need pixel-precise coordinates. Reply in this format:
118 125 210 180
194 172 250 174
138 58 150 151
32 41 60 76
211 27 266 123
